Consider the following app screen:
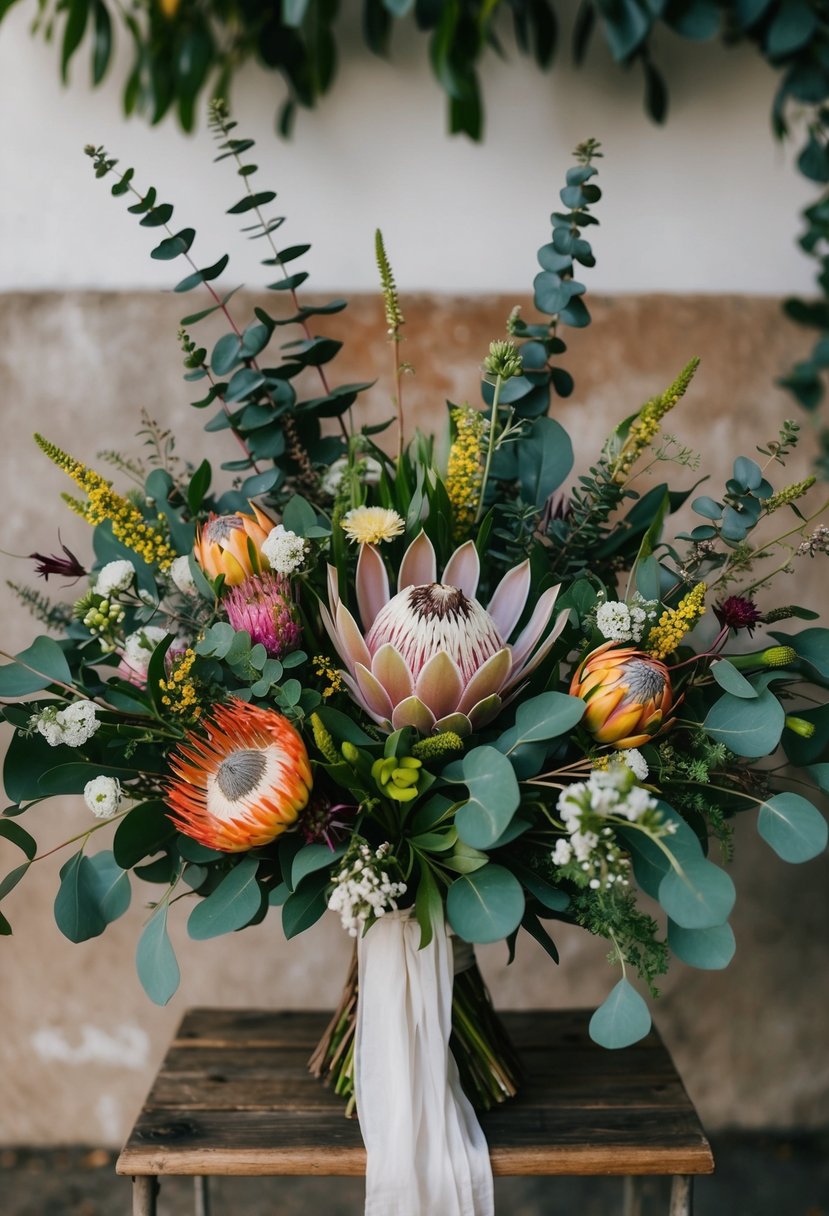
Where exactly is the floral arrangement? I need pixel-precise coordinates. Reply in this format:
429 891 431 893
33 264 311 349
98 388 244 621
2 116 828 1130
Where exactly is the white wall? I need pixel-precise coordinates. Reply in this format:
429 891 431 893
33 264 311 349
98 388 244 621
0 4 816 296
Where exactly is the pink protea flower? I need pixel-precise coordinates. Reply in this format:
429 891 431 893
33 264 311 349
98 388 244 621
224 572 302 658
321 531 567 736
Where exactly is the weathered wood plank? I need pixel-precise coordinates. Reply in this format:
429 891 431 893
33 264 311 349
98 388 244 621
117 1009 714 1180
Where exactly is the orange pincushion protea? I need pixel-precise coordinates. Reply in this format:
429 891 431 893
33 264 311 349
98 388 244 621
166 699 312 851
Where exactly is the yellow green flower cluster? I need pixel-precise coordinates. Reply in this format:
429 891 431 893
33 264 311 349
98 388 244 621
763 475 816 514
446 405 485 539
158 649 201 718
313 655 344 699
371 754 423 802
35 434 175 571
612 358 699 483
647 582 707 660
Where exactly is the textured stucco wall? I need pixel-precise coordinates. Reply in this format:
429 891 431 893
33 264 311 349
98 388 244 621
0 289 827 1146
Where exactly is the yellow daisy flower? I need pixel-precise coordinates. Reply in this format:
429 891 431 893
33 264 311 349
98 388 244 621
341 506 405 545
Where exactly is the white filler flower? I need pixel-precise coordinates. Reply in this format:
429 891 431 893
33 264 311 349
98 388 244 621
34 700 100 748
94 560 136 597
262 525 307 576
121 625 168 682
83 775 122 819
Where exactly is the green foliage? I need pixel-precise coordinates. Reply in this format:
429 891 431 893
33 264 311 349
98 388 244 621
588 978 652 1050
6 583 74 632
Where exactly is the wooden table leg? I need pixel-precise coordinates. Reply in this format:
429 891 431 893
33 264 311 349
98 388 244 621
669 1175 693 1215
133 1176 159 1216
623 1176 645 1216
194 1175 211 1216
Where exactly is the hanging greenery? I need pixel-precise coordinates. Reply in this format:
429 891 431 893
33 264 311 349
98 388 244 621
4 0 829 458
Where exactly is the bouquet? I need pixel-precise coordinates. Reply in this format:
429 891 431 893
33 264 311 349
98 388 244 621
3 110 828 1214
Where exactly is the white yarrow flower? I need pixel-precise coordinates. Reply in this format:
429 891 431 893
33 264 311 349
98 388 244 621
261 525 307 576
34 700 100 748
170 555 198 596
83 775 122 819
320 455 383 497
94 560 136 597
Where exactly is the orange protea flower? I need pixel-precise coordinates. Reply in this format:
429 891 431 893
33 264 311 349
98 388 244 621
570 642 675 749
193 506 275 587
166 699 312 851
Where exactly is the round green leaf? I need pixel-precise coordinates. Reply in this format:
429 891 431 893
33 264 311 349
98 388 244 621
454 746 521 849
188 857 262 940
512 692 586 744
710 660 758 699
446 864 525 944
54 851 107 943
757 792 828 863
658 858 736 929
0 637 73 697
703 689 785 757
589 979 652 1049
668 921 736 970
86 850 131 924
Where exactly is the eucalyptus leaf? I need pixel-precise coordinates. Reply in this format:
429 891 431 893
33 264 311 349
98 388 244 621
668 921 736 970
756 792 828 863
446 864 525 944
452 746 520 849
703 689 785 757
658 858 736 929
710 660 758 699
188 857 262 939
136 903 180 1005
589 978 652 1049
0 637 72 696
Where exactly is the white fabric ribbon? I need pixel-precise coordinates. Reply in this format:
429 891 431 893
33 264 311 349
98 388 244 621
355 911 494 1216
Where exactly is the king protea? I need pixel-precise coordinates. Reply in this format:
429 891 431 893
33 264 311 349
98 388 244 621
321 531 566 735
166 699 312 851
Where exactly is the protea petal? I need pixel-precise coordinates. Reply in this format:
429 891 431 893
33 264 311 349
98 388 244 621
327 564 341 614
354 662 395 721
356 544 391 631
466 693 503 729
486 560 532 640
433 711 473 737
391 696 436 734
510 586 562 672
583 687 626 732
341 672 388 727
335 601 373 673
457 648 512 715
441 541 480 600
398 530 437 590
414 651 465 720
371 643 414 705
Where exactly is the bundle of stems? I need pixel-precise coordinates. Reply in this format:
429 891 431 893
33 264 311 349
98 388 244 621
308 948 522 1117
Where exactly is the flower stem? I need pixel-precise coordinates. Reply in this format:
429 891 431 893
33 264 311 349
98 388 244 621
475 375 504 524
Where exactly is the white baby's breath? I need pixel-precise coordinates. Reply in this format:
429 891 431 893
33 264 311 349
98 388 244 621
328 842 407 937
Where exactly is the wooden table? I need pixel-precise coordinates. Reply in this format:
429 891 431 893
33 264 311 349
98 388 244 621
117 1008 713 1215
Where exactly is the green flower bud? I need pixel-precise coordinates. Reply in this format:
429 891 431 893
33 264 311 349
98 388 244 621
784 715 815 738
483 339 523 380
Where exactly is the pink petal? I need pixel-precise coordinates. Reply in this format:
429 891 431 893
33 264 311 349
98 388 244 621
506 607 569 691
371 643 414 706
335 601 372 673
398 530 437 590
414 651 464 720
509 584 561 671
457 648 512 715
354 662 395 721
391 696 436 734
467 693 502 730
356 544 390 631
441 541 480 599
434 711 473 737
486 560 531 640
327 564 340 613
341 673 388 728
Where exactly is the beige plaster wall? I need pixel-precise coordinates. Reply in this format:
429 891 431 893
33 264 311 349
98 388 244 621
0 290 827 1146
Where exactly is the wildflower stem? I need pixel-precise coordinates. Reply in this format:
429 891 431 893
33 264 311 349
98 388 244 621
476 375 504 524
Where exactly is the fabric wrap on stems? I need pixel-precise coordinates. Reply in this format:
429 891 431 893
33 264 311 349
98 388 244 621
355 910 495 1216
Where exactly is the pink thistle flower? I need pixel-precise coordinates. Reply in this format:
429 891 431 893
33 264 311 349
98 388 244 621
224 572 302 659
714 595 763 635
